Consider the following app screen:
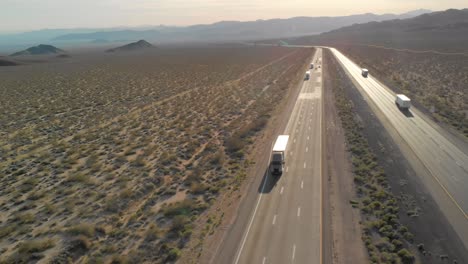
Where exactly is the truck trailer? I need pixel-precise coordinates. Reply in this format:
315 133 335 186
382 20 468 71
270 135 289 176
395 94 411 109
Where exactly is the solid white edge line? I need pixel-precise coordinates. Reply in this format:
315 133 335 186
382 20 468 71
233 142 273 264
292 244 296 260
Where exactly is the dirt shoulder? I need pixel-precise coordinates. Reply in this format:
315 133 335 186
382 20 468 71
179 48 316 264
322 50 368 264
325 48 468 263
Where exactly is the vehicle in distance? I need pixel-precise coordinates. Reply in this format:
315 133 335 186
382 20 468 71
310 62 314 69
270 135 289 176
305 70 311 80
361 68 369 77
395 94 411 109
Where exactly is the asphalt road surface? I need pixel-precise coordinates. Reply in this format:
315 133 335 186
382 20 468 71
330 47 468 247
219 48 324 264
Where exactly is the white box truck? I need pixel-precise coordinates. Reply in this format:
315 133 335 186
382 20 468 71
395 94 411 109
305 71 311 80
270 135 289 176
361 68 369 77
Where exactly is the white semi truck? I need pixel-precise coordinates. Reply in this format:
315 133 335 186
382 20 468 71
270 135 289 176
305 71 311 80
361 68 369 77
395 94 411 109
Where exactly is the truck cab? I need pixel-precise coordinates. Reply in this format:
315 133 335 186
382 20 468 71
270 151 285 175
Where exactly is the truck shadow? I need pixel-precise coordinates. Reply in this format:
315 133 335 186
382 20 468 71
395 103 414 118
257 168 280 193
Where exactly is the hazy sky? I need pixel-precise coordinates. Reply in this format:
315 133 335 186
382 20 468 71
1 0 466 32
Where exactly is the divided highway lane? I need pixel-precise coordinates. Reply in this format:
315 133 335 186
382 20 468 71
234 48 323 264
330 48 468 246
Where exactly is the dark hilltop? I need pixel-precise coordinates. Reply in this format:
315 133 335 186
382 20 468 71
10 44 65 56
106 40 154 52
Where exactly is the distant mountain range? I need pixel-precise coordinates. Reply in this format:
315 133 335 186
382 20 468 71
52 9 431 43
10 44 64 56
106 40 154 52
290 8 468 52
0 9 430 52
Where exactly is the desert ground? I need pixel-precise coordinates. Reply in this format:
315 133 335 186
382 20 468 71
0 45 311 263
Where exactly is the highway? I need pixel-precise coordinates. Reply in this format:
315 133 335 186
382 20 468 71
217 48 324 264
330 48 468 247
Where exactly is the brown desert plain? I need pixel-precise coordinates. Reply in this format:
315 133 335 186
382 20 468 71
0 45 311 263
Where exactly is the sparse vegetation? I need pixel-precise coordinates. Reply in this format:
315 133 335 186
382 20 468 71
0 45 310 262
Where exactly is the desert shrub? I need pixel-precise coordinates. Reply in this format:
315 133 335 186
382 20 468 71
0 225 15 238
163 199 196 217
190 183 208 194
110 254 129 264
132 156 146 167
397 249 415 264
104 197 119 213
145 224 160 241
66 173 91 184
119 188 133 199
43 203 57 214
18 238 55 253
225 136 244 153
166 247 181 261
210 150 225 166
27 190 46 201
67 223 95 237
12 212 35 224
70 235 91 251
170 215 190 232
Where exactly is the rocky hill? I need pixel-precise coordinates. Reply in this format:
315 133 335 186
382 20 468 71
106 40 154 52
10 44 65 56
